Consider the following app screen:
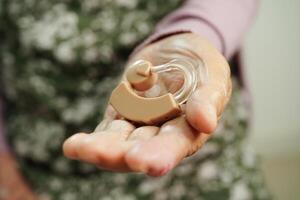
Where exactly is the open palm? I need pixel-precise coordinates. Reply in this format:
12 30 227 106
63 33 231 176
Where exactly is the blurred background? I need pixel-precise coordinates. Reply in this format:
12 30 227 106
246 0 300 199
1 0 299 199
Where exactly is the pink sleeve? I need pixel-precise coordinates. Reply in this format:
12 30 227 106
141 0 259 59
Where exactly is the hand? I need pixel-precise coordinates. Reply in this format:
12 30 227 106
63 33 231 176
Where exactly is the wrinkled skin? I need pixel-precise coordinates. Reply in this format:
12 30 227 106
63 33 232 177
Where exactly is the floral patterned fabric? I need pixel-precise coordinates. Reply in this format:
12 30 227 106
0 0 271 199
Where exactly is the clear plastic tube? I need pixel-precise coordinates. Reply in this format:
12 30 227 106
151 59 199 104
128 57 207 105
128 47 208 105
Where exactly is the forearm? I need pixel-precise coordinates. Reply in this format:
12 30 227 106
0 98 9 154
143 0 259 59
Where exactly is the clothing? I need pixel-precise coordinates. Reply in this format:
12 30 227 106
140 0 259 59
0 0 271 199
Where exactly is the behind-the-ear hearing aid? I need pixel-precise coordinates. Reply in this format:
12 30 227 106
109 57 207 125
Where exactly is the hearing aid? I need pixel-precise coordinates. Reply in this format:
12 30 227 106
109 58 205 125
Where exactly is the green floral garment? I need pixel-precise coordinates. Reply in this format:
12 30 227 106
0 0 271 199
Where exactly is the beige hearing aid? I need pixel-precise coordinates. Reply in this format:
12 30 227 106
109 58 204 125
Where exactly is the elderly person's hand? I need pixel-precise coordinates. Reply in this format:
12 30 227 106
63 33 231 176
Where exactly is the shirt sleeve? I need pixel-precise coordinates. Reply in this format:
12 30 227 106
140 0 259 59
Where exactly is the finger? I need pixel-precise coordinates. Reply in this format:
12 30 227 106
186 78 232 133
94 118 111 132
64 120 135 171
185 38 232 133
63 133 89 159
127 126 159 141
75 133 131 171
94 105 122 132
104 119 135 139
125 117 210 177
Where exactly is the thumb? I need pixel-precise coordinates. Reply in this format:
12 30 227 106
186 79 232 133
